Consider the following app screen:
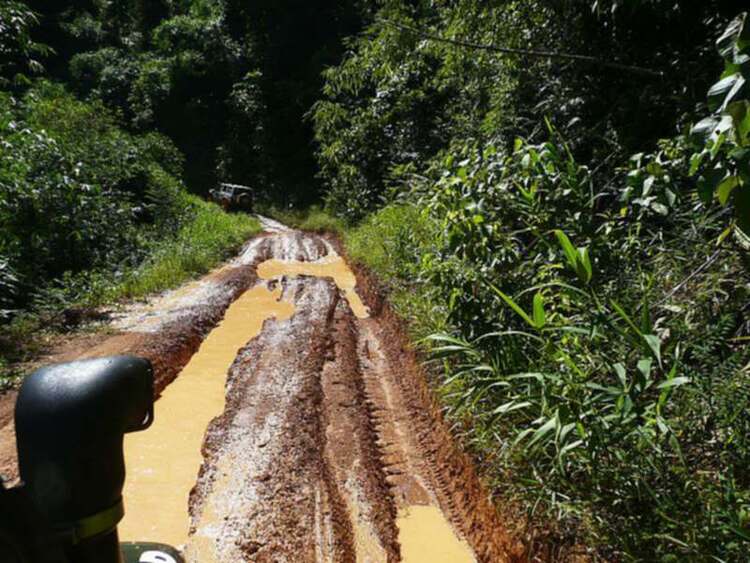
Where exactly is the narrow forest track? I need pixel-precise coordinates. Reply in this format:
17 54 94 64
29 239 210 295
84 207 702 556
0 220 522 562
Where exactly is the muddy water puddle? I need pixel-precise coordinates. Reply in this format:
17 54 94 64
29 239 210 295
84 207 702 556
397 505 475 562
258 255 370 318
120 284 294 547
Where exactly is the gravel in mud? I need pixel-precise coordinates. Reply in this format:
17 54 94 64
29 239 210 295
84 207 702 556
0 225 523 562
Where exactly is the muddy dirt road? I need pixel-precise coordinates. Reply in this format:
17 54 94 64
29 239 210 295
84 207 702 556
0 220 520 562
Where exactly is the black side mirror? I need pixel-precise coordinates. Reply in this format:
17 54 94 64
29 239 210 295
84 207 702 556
15 356 153 562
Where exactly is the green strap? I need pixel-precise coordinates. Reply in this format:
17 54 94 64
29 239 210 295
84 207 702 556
72 499 125 544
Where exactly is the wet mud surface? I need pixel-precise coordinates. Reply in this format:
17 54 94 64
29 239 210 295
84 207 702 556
0 221 521 562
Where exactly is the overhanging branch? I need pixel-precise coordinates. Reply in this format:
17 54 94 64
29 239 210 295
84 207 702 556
380 18 665 79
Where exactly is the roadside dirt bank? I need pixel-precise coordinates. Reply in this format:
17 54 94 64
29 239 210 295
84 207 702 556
347 249 593 563
340 242 526 562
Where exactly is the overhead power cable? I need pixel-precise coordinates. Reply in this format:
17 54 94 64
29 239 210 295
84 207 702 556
379 18 665 78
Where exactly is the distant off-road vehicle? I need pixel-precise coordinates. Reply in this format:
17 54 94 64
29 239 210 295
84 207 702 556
209 183 254 213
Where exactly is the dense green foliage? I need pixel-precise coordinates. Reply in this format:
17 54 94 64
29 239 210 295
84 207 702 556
0 1 48 86
314 0 746 220
327 2 750 560
23 0 362 203
1 83 184 304
0 78 259 343
690 12 750 234
0 2 259 378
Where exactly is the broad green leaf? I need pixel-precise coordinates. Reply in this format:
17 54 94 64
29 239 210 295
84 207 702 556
554 230 578 271
588 382 622 396
642 175 655 196
697 167 727 204
532 292 546 328
640 299 652 333
488 283 536 329
689 150 707 176
690 117 719 142
717 13 749 61
643 334 662 366
656 376 690 390
708 73 747 112
527 415 558 450
492 401 532 415
558 422 576 444
710 132 727 159
646 162 664 177
613 363 627 388
512 427 535 449
727 100 750 140
559 439 583 457
665 187 677 207
577 246 593 283
637 358 653 379
717 174 740 205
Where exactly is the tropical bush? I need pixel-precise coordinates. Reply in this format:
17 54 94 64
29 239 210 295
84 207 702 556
690 12 750 235
0 80 260 388
335 12 750 554
344 121 749 558
0 83 189 311
314 1 746 222
0 1 49 86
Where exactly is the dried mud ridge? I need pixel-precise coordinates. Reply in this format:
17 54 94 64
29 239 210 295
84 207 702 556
0 228 525 562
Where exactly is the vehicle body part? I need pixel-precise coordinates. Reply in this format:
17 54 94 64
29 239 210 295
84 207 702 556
208 182 254 213
0 356 184 563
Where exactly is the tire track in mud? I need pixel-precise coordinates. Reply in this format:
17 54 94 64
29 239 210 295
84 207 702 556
186 230 519 562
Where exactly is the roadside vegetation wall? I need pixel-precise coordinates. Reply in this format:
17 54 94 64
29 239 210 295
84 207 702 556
313 2 750 559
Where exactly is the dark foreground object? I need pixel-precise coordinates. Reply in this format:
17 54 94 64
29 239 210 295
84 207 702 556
0 356 184 563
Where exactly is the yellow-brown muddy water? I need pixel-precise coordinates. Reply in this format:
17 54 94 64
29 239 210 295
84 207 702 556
257 255 370 318
397 505 475 562
119 284 294 547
